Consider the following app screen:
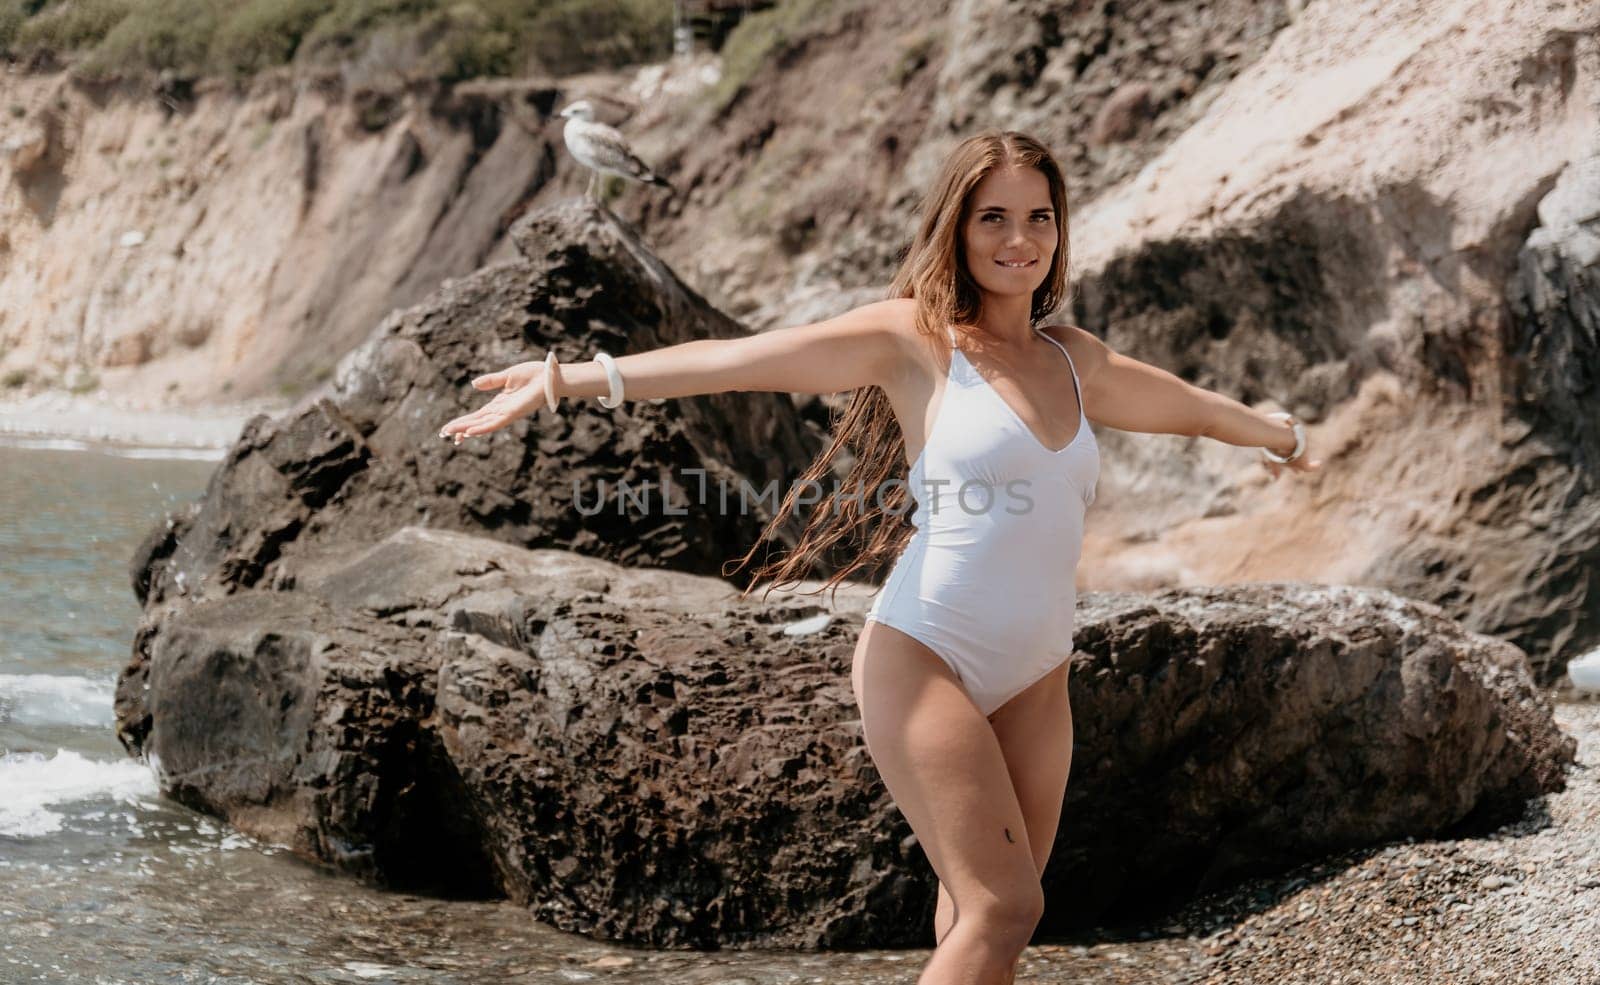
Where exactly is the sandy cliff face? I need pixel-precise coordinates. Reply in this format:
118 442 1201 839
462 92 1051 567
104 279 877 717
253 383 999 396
0 70 558 405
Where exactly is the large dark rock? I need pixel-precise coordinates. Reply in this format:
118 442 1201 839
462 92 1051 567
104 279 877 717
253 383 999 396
1049 584 1575 932
130 199 823 608
114 526 1574 947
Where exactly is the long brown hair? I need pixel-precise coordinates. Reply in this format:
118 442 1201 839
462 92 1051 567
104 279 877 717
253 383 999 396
725 130 1074 600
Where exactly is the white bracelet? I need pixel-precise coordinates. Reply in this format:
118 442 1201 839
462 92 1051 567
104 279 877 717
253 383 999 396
593 351 625 409
1260 412 1306 464
543 351 561 411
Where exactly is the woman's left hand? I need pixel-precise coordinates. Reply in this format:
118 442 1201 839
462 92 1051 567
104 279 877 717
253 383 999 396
438 360 549 444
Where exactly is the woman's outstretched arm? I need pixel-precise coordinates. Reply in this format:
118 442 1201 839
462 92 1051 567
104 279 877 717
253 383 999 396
440 298 912 440
1065 326 1322 475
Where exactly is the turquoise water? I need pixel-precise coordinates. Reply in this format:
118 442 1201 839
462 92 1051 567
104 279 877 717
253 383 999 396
0 441 947 984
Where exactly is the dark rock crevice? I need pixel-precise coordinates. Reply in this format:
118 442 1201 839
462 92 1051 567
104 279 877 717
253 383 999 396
1072 189 1390 421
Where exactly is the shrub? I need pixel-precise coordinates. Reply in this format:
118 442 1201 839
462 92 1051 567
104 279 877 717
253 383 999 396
523 0 672 77
0 1 29 50
5 0 675 81
15 0 133 54
296 0 439 63
210 0 331 76
422 2 516 83
76 0 223 78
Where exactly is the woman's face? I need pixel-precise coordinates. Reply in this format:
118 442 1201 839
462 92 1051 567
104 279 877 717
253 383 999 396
961 165 1057 302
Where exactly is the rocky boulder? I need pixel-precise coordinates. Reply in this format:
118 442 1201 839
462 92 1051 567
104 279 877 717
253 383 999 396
115 526 1574 947
1048 584 1575 932
130 199 824 608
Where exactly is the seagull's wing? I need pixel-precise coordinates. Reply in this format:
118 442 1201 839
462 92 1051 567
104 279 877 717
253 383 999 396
582 122 663 182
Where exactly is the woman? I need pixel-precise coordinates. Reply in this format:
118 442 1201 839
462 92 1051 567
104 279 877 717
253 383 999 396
440 130 1320 984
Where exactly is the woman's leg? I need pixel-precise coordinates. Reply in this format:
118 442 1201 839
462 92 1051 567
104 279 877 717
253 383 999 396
934 663 1073 953
852 622 1045 985
986 662 1075 984
935 880 957 944
987 661 1073 877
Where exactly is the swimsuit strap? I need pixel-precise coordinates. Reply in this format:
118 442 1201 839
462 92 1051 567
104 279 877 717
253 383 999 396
947 325 1084 408
1033 327 1086 421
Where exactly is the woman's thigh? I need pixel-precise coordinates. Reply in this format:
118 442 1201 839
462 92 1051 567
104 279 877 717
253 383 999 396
986 662 1074 876
851 621 1043 919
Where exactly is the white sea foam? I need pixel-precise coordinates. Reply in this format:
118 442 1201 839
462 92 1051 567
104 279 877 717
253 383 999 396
0 749 158 838
0 673 116 726
104 445 225 462
0 435 224 461
0 393 267 457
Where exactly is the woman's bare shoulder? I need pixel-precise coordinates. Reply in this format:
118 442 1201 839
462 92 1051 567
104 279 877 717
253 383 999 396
848 296 925 356
1040 323 1109 370
859 297 920 330
819 297 918 333
1038 322 1093 344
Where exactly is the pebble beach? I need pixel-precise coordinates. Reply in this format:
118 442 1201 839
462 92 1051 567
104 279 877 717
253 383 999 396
1002 697 1599 984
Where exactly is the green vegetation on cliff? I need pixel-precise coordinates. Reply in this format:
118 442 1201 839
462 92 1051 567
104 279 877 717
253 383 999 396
0 0 673 82
709 0 839 110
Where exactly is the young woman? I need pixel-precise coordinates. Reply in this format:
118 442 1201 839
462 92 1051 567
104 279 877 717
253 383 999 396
440 130 1321 985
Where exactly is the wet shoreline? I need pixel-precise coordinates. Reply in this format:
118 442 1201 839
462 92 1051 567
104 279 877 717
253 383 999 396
0 392 290 460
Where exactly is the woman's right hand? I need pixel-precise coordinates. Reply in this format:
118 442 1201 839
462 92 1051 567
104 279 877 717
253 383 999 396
438 360 548 444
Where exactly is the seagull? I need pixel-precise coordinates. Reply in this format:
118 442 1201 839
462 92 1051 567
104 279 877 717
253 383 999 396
558 99 676 201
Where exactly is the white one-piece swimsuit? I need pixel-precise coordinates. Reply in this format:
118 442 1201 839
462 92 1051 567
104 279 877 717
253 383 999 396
865 326 1099 717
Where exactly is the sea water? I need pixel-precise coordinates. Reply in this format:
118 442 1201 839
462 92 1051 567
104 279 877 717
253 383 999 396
0 442 922 984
